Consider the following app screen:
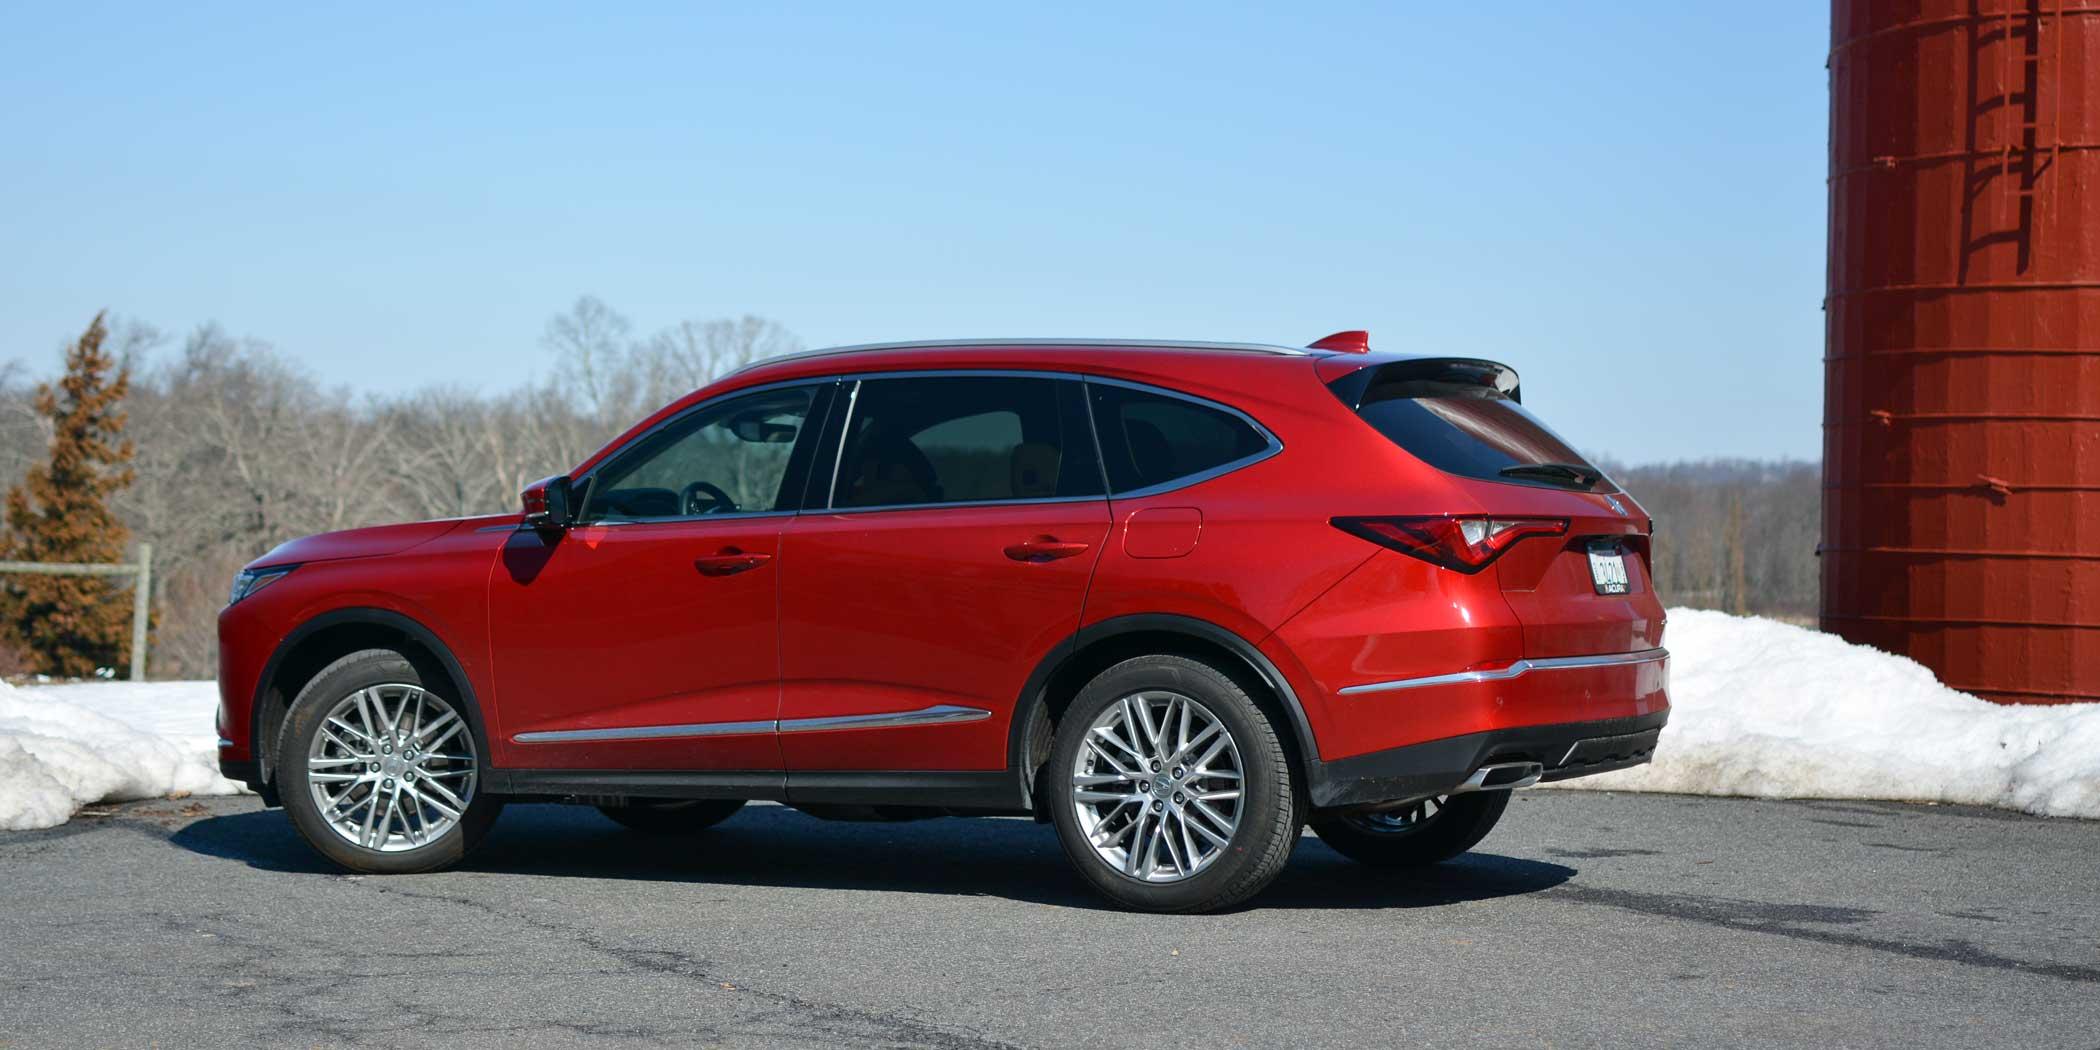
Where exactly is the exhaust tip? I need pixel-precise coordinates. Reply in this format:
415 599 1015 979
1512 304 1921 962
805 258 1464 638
1455 761 1544 793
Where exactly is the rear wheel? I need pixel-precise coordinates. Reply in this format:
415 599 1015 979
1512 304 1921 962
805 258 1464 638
597 799 746 834
1047 655 1300 913
1310 791 1509 868
277 649 502 874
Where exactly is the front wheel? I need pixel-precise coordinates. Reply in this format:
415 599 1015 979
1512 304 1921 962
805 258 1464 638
1310 791 1509 869
1047 655 1301 913
277 649 502 875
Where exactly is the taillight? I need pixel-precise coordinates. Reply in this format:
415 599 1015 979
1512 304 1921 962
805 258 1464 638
1331 515 1568 573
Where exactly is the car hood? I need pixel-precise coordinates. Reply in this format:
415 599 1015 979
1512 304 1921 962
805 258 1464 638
248 519 465 569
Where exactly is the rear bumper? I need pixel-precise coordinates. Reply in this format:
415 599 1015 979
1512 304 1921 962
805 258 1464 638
1305 709 1668 808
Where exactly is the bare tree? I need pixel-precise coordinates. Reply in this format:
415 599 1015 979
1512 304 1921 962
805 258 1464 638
642 315 801 394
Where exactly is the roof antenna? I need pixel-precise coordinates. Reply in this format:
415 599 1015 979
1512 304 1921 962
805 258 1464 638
1307 330 1370 353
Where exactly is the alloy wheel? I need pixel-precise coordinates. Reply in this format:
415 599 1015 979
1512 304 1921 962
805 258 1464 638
304 683 478 852
1069 691 1244 882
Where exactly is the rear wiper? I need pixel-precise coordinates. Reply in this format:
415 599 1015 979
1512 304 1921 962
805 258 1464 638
1499 462 1601 488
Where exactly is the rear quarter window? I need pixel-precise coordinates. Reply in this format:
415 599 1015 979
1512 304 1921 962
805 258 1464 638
1089 382 1274 495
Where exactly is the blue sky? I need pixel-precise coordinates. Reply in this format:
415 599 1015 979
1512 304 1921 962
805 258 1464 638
1 3 1828 462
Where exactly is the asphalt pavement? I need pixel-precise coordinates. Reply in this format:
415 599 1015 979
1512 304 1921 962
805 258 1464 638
3 790 2095 1049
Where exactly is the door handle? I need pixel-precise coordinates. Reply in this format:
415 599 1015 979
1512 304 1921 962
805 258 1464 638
694 548 772 577
1004 536 1091 563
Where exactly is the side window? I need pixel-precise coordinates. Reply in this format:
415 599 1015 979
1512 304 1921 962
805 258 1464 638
832 376 1102 508
582 385 817 521
1089 382 1273 494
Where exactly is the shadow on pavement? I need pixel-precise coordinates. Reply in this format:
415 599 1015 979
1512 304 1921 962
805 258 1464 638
170 801 1576 911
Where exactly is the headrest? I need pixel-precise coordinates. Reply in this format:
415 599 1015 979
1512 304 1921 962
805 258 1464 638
1010 442 1061 498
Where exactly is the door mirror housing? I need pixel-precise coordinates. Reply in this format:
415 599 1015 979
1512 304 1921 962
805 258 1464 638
522 475 576 530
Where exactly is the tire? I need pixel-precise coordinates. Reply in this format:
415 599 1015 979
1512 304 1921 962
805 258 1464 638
276 649 502 875
1309 791 1510 869
597 799 746 834
1047 655 1301 913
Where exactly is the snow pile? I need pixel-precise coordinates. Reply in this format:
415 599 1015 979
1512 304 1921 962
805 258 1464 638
1556 608 2100 818
0 680 243 831
2 609 2096 831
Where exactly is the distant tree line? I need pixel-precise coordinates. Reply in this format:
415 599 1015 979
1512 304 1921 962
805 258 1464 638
0 302 1821 678
1602 458 1820 622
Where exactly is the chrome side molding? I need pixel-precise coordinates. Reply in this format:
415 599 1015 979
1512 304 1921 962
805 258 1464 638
777 704 990 734
512 704 991 745
513 719 776 744
1337 648 1668 697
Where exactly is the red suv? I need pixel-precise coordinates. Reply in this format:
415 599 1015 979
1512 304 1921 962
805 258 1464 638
217 335 1667 912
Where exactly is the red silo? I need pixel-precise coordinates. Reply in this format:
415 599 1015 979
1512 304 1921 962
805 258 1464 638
1824 1 2100 703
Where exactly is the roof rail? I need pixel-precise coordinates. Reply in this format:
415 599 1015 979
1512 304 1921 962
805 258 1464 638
728 338 1310 377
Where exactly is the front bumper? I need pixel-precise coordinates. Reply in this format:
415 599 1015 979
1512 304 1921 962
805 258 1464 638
1304 709 1668 809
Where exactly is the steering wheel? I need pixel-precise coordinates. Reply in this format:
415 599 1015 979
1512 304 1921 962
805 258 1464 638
680 481 738 515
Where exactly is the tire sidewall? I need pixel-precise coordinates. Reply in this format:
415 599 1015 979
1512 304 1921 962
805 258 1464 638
1048 655 1296 912
277 648 500 874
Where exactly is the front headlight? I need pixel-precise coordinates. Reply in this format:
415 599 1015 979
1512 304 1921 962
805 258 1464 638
228 565 296 606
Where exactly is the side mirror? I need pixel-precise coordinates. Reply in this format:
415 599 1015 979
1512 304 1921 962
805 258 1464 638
521 475 575 530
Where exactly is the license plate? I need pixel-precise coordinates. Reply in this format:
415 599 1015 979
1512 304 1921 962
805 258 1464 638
1587 543 1630 595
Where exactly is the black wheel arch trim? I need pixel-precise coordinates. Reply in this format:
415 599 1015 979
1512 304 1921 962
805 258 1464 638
250 607 494 788
1005 613 1323 809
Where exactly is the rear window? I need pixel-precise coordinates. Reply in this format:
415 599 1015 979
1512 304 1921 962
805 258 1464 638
1329 359 1615 492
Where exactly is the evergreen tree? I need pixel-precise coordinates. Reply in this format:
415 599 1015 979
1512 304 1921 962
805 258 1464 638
1 313 139 677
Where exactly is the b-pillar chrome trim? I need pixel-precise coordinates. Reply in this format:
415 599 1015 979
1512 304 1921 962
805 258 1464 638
511 704 992 744
1336 648 1668 697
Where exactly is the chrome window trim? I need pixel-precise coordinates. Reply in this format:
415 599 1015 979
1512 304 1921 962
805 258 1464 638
510 704 991 744
728 338 1311 378
1337 648 1669 697
824 378 861 511
1083 375 1285 500
582 509 799 527
814 494 1109 516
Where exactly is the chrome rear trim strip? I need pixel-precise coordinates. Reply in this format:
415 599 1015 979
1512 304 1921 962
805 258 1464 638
1337 648 1668 697
511 705 991 744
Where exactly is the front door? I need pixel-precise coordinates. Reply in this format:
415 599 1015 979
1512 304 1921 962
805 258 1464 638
486 382 827 771
777 374 1109 771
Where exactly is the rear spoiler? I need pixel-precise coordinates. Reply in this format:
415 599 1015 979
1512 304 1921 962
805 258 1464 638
1319 355 1523 408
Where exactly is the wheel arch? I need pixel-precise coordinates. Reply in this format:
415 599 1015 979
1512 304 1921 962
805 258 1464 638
249 607 490 791
1007 613 1320 812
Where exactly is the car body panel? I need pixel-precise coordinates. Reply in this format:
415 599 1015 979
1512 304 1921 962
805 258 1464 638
485 520 786 771
216 516 511 761
247 518 465 568
776 501 1110 770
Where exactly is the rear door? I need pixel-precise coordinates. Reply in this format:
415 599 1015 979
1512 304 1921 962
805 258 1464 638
776 373 1110 771
1328 358 1663 658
